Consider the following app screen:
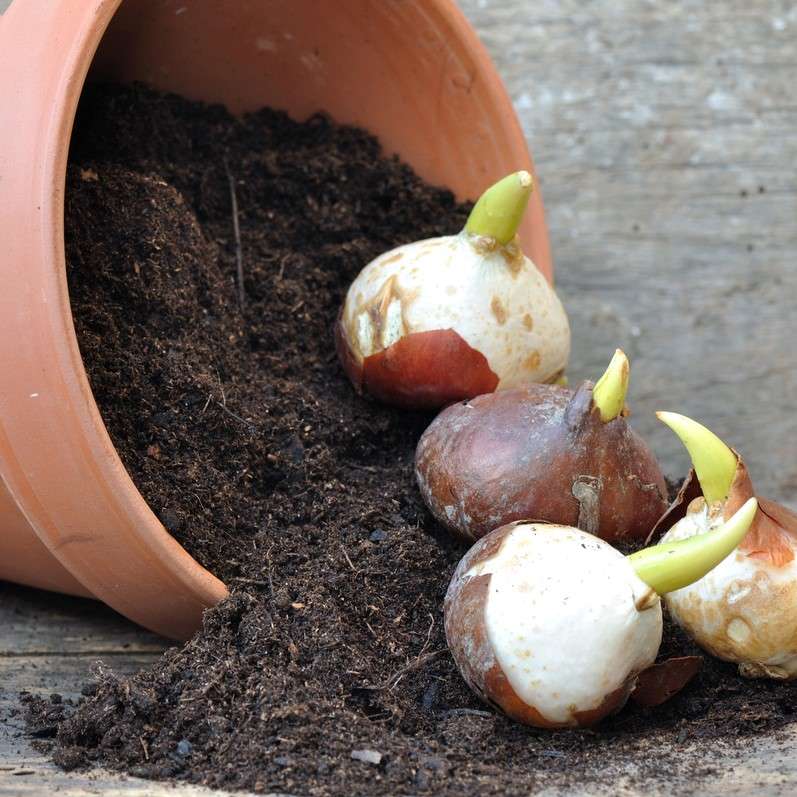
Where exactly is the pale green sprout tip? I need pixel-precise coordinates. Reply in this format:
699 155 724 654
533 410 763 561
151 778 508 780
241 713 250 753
628 497 758 596
464 171 533 246
591 349 629 422
657 411 738 504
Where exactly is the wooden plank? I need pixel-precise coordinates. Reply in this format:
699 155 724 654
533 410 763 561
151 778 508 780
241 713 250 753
0 580 175 796
0 583 166 655
2 1 796 794
1 686 260 796
0 773 259 797
0 753 261 797
465 0 797 510
0 654 161 709
0 591 264 796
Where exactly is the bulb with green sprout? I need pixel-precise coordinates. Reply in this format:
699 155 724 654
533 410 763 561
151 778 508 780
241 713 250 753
654 412 797 679
444 498 758 729
416 349 667 543
336 171 570 409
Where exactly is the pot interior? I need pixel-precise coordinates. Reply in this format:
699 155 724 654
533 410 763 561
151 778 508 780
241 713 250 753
87 0 550 277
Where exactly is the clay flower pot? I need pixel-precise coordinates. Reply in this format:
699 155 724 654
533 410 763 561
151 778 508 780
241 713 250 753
0 0 552 639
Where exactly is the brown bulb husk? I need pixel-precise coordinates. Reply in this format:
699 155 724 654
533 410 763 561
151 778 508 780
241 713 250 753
415 382 667 543
648 453 797 566
629 656 703 708
650 453 797 679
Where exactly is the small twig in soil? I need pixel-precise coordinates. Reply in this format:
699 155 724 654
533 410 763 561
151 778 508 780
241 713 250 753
224 159 246 309
216 715 252 757
139 736 149 761
345 461 378 472
277 254 289 280
265 543 275 599
229 577 271 588
214 368 226 406
213 398 256 432
371 648 446 692
442 708 494 719
418 614 435 657
341 546 357 572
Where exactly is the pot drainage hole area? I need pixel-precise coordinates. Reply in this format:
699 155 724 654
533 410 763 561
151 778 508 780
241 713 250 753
23 83 796 796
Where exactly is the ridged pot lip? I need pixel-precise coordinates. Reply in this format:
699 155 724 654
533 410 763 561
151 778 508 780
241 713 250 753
0 0 227 640
0 0 548 640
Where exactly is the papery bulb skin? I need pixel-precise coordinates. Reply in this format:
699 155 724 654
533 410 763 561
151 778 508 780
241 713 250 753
662 494 797 680
416 382 667 542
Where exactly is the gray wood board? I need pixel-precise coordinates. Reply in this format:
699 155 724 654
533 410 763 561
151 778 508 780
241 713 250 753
2 0 796 794
466 0 797 510
3 583 797 797
0 585 261 796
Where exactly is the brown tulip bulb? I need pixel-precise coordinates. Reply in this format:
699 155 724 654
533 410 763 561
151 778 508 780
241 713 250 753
415 350 667 543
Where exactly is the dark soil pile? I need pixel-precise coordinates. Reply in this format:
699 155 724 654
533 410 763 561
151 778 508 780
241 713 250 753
26 83 796 796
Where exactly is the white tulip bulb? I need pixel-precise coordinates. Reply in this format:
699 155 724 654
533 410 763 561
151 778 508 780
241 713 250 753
445 499 758 728
657 412 797 680
336 172 570 409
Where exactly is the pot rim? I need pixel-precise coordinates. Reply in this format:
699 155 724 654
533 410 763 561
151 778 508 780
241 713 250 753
0 0 227 640
0 0 547 640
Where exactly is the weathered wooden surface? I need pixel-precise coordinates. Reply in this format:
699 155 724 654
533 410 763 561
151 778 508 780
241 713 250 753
0 584 260 796
2 1 796 795
469 0 797 510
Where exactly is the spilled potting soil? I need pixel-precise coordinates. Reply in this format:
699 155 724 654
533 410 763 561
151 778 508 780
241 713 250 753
27 84 796 795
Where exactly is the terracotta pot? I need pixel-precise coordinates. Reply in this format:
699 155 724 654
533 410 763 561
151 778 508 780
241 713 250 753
0 0 553 640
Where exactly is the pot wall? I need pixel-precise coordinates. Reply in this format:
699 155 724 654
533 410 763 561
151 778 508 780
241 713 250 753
0 0 551 639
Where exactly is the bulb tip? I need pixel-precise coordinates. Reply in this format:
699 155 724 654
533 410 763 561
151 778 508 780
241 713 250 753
629 495 759 596
656 410 682 426
656 412 737 504
464 170 535 246
592 348 630 422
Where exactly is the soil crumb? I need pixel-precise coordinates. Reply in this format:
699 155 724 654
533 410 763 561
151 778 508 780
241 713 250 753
26 83 796 796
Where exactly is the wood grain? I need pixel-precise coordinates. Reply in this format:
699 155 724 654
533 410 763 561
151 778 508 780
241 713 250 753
465 0 797 511
2 1 796 794
0 586 268 795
